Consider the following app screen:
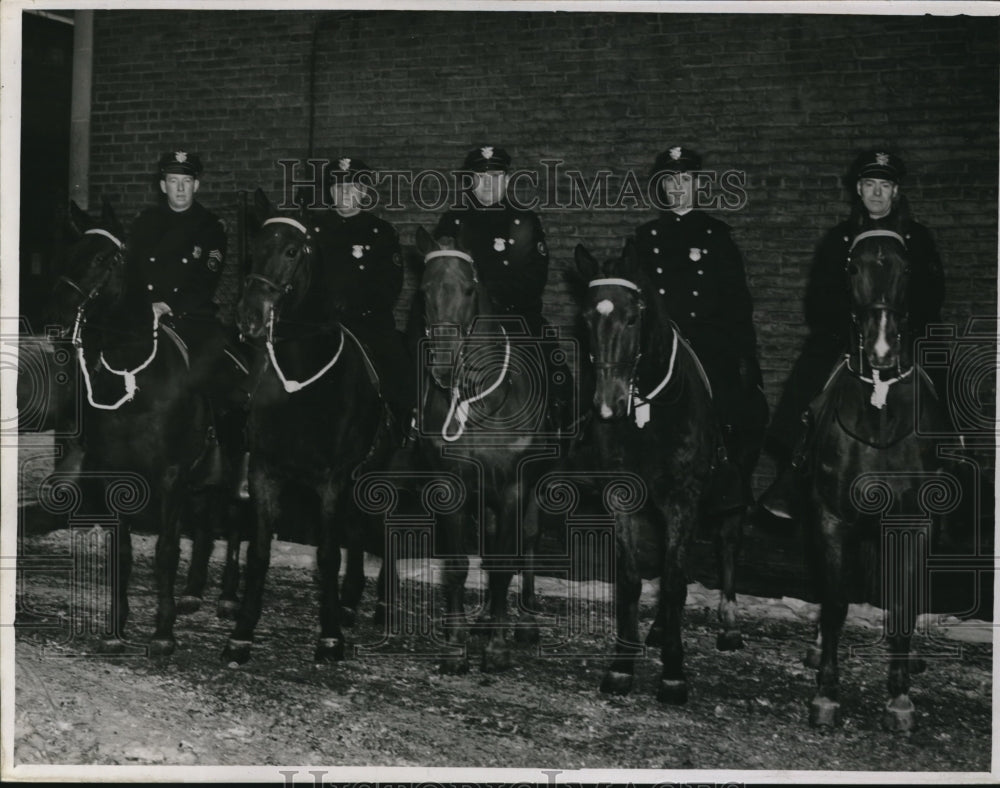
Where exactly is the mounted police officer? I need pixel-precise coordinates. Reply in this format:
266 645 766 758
634 145 767 509
428 144 574 432
761 149 946 519
313 156 412 442
127 150 247 491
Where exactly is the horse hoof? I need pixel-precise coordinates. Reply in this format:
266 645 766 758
176 595 202 615
439 655 470 675
657 679 689 705
340 607 357 628
314 637 346 663
803 645 822 669
645 625 664 648
882 695 916 732
222 639 252 667
716 630 744 651
148 638 176 657
99 637 127 655
808 695 842 727
600 671 633 696
481 644 512 673
216 600 239 620
909 656 927 675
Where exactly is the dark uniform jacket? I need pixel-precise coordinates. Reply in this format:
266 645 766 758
128 201 227 319
314 210 403 335
433 201 549 333
806 214 945 354
633 210 761 425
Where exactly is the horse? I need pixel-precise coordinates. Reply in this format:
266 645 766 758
801 227 955 731
223 189 396 665
572 240 744 703
411 227 564 674
45 199 235 654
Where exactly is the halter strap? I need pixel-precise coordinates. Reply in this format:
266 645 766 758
83 228 124 250
589 277 641 292
263 216 310 236
424 249 475 264
849 229 906 251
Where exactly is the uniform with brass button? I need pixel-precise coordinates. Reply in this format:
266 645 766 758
315 156 411 441
635 145 764 433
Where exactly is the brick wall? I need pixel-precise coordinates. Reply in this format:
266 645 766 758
89 9 998 416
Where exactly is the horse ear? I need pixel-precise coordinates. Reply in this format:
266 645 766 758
574 243 598 282
68 200 93 236
253 188 274 225
99 196 123 237
414 226 436 257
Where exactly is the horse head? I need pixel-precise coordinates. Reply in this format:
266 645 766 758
574 240 650 420
415 226 490 390
237 188 317 339
846 228 911 373
47 198 127 328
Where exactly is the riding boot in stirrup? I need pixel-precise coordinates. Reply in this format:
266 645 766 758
235 451 250 501
758 412 812 521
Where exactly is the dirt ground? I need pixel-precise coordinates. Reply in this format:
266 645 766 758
8 525 994 779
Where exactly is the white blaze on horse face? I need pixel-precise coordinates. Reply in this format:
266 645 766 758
596 299 614 316
600 403 613 419
874 309 891 361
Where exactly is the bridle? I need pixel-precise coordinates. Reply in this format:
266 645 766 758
57 228 127 318
588 276 679 427
844 229 912 409
422 248 510 441
247 216 346 394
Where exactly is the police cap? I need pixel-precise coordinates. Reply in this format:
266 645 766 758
158 150 203 177
650 145 702 177
853 149 906 183
326 156 374 191
463 145 511 173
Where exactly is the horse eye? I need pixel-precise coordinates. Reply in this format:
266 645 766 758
626 314 638 327
285 246 298 258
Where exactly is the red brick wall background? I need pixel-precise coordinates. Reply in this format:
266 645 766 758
88 9 998 412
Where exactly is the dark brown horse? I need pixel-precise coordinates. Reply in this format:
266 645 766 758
46 200 221 654
802 228 955 731
573 241 742 702
413 227 558 674
223 190 396 665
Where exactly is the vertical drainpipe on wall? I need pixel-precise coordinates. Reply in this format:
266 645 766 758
68 11 93 211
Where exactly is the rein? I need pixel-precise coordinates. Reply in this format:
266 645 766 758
845 357 914 410
440 327 511 443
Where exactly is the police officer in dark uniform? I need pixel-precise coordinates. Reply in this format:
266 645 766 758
433 145 549 333
761 149 946 519
429 144 573 431
634 145 767 506
128 149 229 384
314 156 411 441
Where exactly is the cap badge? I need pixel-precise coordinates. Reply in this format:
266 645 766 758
689 247 702 261
493 237 506 252
669 147 682 161
875 152 889 166
481 146 494 160
175 151 187 163
339 157 351 171
352 245 364 259
192 245 202 259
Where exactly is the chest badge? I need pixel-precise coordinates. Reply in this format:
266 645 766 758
689 247 702 262
493 237 506 252
192 245 202 259
352 245 364 259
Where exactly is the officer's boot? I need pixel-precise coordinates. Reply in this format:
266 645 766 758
235 451 251 501
758 412 812 521
191 424 225 489
707 431 747 516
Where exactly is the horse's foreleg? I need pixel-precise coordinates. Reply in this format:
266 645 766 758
714 506 744 651
314 484 347 663
217 500 246 620
438 520 470 675
339 544 366 628
373 551 400 630
178 488 216 614
601 516 642 696
810 509 848 727
481 567 514 673
514 492 541 645
883 536 920 732
656 551 690 704
223 469 277 666
100 517 133 654
150 468 185 655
